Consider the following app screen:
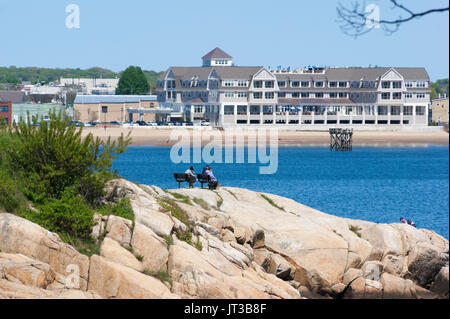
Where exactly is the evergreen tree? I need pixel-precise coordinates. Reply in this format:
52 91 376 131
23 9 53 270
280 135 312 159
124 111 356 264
116 66 150 95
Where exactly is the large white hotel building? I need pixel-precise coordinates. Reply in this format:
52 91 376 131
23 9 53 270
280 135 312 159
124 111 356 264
157 48 431 129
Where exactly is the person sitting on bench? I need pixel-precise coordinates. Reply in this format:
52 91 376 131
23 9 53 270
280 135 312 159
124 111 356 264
185 166 197 188
205 166 219 190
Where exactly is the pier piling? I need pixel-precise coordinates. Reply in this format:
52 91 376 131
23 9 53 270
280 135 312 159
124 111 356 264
329 128 353 151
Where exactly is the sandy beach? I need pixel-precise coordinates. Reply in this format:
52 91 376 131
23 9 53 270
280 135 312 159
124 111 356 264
81 127 449 147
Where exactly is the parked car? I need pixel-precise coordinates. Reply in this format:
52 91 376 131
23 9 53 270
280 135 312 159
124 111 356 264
156 121 167 126
147 122 158 127
109 121 122 125
68 121 84 127
136 121 147 126
201 121 210 126
87 121 99 127
184 122 194 126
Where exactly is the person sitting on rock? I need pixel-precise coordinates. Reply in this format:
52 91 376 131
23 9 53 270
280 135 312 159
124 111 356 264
400 217 416 228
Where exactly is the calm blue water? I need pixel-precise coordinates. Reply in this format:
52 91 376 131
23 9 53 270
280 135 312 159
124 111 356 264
112 146 449 239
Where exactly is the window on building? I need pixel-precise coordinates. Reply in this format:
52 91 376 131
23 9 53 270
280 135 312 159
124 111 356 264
263 105 274 114
225 92 235 98
278 92 286 98
416 106 425 115
405 81 413 88
291 81 300 88
338 81 347 88
315 92 324 98
378 106 388 115
265 92 274 99
224 105 234 115
301 81 309 87
339 92 347 98
0 105 8 112
237 105 247 115
314 81 324 88
391 106 401 115
253 92 262 99
381 92 390 100
329 81 337 87
329 92 338 98
405 93 413 99
250 105 261 115
416 93 426 99
416 81 426 88
292 92 300 98
237 80 248 87
254 81 263 88
237 92 247 98
301 92 309 98
393 92 402 100
101 106 108 113
278 81 286 87
265 81 274 88
194 106 203 113
392 81 402 89
404 106 413 115
381 81 391 89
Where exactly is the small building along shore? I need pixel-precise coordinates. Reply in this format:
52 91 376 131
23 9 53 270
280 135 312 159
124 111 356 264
73 95 170 123
157 48 431 129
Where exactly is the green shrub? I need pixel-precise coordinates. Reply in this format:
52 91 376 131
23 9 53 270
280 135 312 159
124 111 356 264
0 170 23 213
21 187 94 240
97 198 134 223
6 112 131 203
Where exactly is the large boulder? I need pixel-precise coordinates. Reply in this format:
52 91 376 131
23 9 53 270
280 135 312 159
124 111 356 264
100 238 143 272
105 215 133 248
88 255 176 299
0 213 90 290
430 266 449 297
130 224 169 273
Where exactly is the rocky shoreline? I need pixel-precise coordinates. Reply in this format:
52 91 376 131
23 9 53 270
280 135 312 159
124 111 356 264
0 179 448 299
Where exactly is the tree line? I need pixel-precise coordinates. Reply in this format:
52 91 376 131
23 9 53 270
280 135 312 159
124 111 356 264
0 66 163 93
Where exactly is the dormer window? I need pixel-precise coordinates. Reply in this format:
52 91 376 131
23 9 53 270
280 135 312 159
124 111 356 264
392 81 402 89
314 81 324 88
254 81 263 88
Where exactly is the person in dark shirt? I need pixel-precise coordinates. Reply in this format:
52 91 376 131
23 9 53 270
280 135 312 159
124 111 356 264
400 217 416 228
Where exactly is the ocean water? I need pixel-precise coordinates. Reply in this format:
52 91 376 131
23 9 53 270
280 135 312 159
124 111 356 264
112 145 449 239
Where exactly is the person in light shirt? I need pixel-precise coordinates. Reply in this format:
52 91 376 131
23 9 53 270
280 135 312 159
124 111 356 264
185 166 197 188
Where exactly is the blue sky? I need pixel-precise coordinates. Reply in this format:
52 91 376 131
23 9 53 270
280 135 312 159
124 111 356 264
1 0 448 80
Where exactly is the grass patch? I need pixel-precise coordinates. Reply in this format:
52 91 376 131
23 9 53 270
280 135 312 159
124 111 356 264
349 225 362 238
142 270 172 283
97 198 134 223
261 194 285 211
165 235 174 247
157 197 190 226
168 192 193 206
193 197 209 210
215 192 223 210
58 233 100 257
135 254 144 262
194 238 203 251
177 230 193 245
225 189 238 200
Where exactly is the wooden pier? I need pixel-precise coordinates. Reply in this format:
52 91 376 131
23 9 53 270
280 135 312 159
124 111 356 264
329 128 353 151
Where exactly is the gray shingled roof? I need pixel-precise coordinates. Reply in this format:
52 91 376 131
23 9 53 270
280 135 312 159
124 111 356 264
202 47 232 59
0 91 25 103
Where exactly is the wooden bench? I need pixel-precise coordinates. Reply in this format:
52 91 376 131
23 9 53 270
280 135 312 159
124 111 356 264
173 173 188 188
196 174 210 189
